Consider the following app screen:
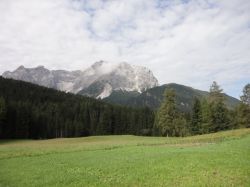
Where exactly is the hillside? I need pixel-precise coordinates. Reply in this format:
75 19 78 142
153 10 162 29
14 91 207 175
104 83 240 112
0 77 154 139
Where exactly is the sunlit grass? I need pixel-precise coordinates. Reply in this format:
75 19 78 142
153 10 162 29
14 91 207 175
0 128 250 186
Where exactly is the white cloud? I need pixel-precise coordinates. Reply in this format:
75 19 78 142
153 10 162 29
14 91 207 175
0 0 249 97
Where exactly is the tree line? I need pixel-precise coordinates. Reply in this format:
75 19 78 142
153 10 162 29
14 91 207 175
0 77 154 139
0 77 249 139
155 81 250 136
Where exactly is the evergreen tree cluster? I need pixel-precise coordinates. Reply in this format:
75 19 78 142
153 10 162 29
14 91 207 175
155 81 250 136
0 77 154 139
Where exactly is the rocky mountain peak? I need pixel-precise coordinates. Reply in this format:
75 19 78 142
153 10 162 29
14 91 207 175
91 60 107 68
17 65 25 70
2 61 159 98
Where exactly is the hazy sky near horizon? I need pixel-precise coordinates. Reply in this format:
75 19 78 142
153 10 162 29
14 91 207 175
0 0 249 98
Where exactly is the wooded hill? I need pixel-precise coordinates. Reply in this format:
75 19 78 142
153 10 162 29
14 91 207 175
104 83 240 112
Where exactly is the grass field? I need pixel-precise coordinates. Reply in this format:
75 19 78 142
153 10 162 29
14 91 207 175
0 129 250 187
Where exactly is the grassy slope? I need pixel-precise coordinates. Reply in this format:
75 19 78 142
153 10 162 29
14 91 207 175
0 129 250 187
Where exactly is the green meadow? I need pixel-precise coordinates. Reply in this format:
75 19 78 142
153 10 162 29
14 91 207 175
0 128 250 187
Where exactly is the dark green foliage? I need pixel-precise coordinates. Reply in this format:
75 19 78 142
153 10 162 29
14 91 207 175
235 103 250 128
0 76 246 139
199 98 210 134
155 82 238 137
207 81 230 132
240 83 250 106
155 89 177 136
191 97 202 135
0 97 6 121
0 97 6 136
104 83 240 112
235 83 250 128
0 77 154 139
155 89 188 137
103 90 140 106
208 100 230 132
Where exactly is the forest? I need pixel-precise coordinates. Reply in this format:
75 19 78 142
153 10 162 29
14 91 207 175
0 77 154 139
0 77 249 139
155 81 250 136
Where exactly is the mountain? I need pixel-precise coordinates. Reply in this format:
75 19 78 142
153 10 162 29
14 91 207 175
2 63 240 112
2 61 158 98
77 61 158 98
2 65 82 93
104 83 240 112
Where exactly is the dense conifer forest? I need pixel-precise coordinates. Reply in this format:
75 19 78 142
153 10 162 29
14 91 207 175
0 77 154 139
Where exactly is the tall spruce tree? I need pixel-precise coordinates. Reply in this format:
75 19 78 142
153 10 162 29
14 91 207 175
208 81 229 132
191 97 202 135
155 89 177 136
240 83 250 106
209 81 224 102
237 83 250 127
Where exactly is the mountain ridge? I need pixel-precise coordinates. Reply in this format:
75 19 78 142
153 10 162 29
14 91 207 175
2 61 159 98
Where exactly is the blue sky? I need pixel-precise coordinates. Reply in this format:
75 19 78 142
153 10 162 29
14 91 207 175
0 0 249 98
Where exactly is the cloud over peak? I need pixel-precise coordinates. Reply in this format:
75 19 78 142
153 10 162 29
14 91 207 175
0 0 249 98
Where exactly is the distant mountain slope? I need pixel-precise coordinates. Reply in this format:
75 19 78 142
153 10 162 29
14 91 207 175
103 90 140 106
2 61 158 98
104 83 240 112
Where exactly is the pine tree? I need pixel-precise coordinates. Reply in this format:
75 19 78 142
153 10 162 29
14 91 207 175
209 100 229 131
191 97 202 135
237 83 250 127
155 89 177 136
236 104 250 128
240 83 250 106
208 81 229 132
209 81 224 102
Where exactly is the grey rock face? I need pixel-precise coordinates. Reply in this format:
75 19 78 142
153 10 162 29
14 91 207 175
3 65 81 92
2 61 159 98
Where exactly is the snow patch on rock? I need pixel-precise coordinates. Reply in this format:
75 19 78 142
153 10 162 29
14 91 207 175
97 83 113 99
